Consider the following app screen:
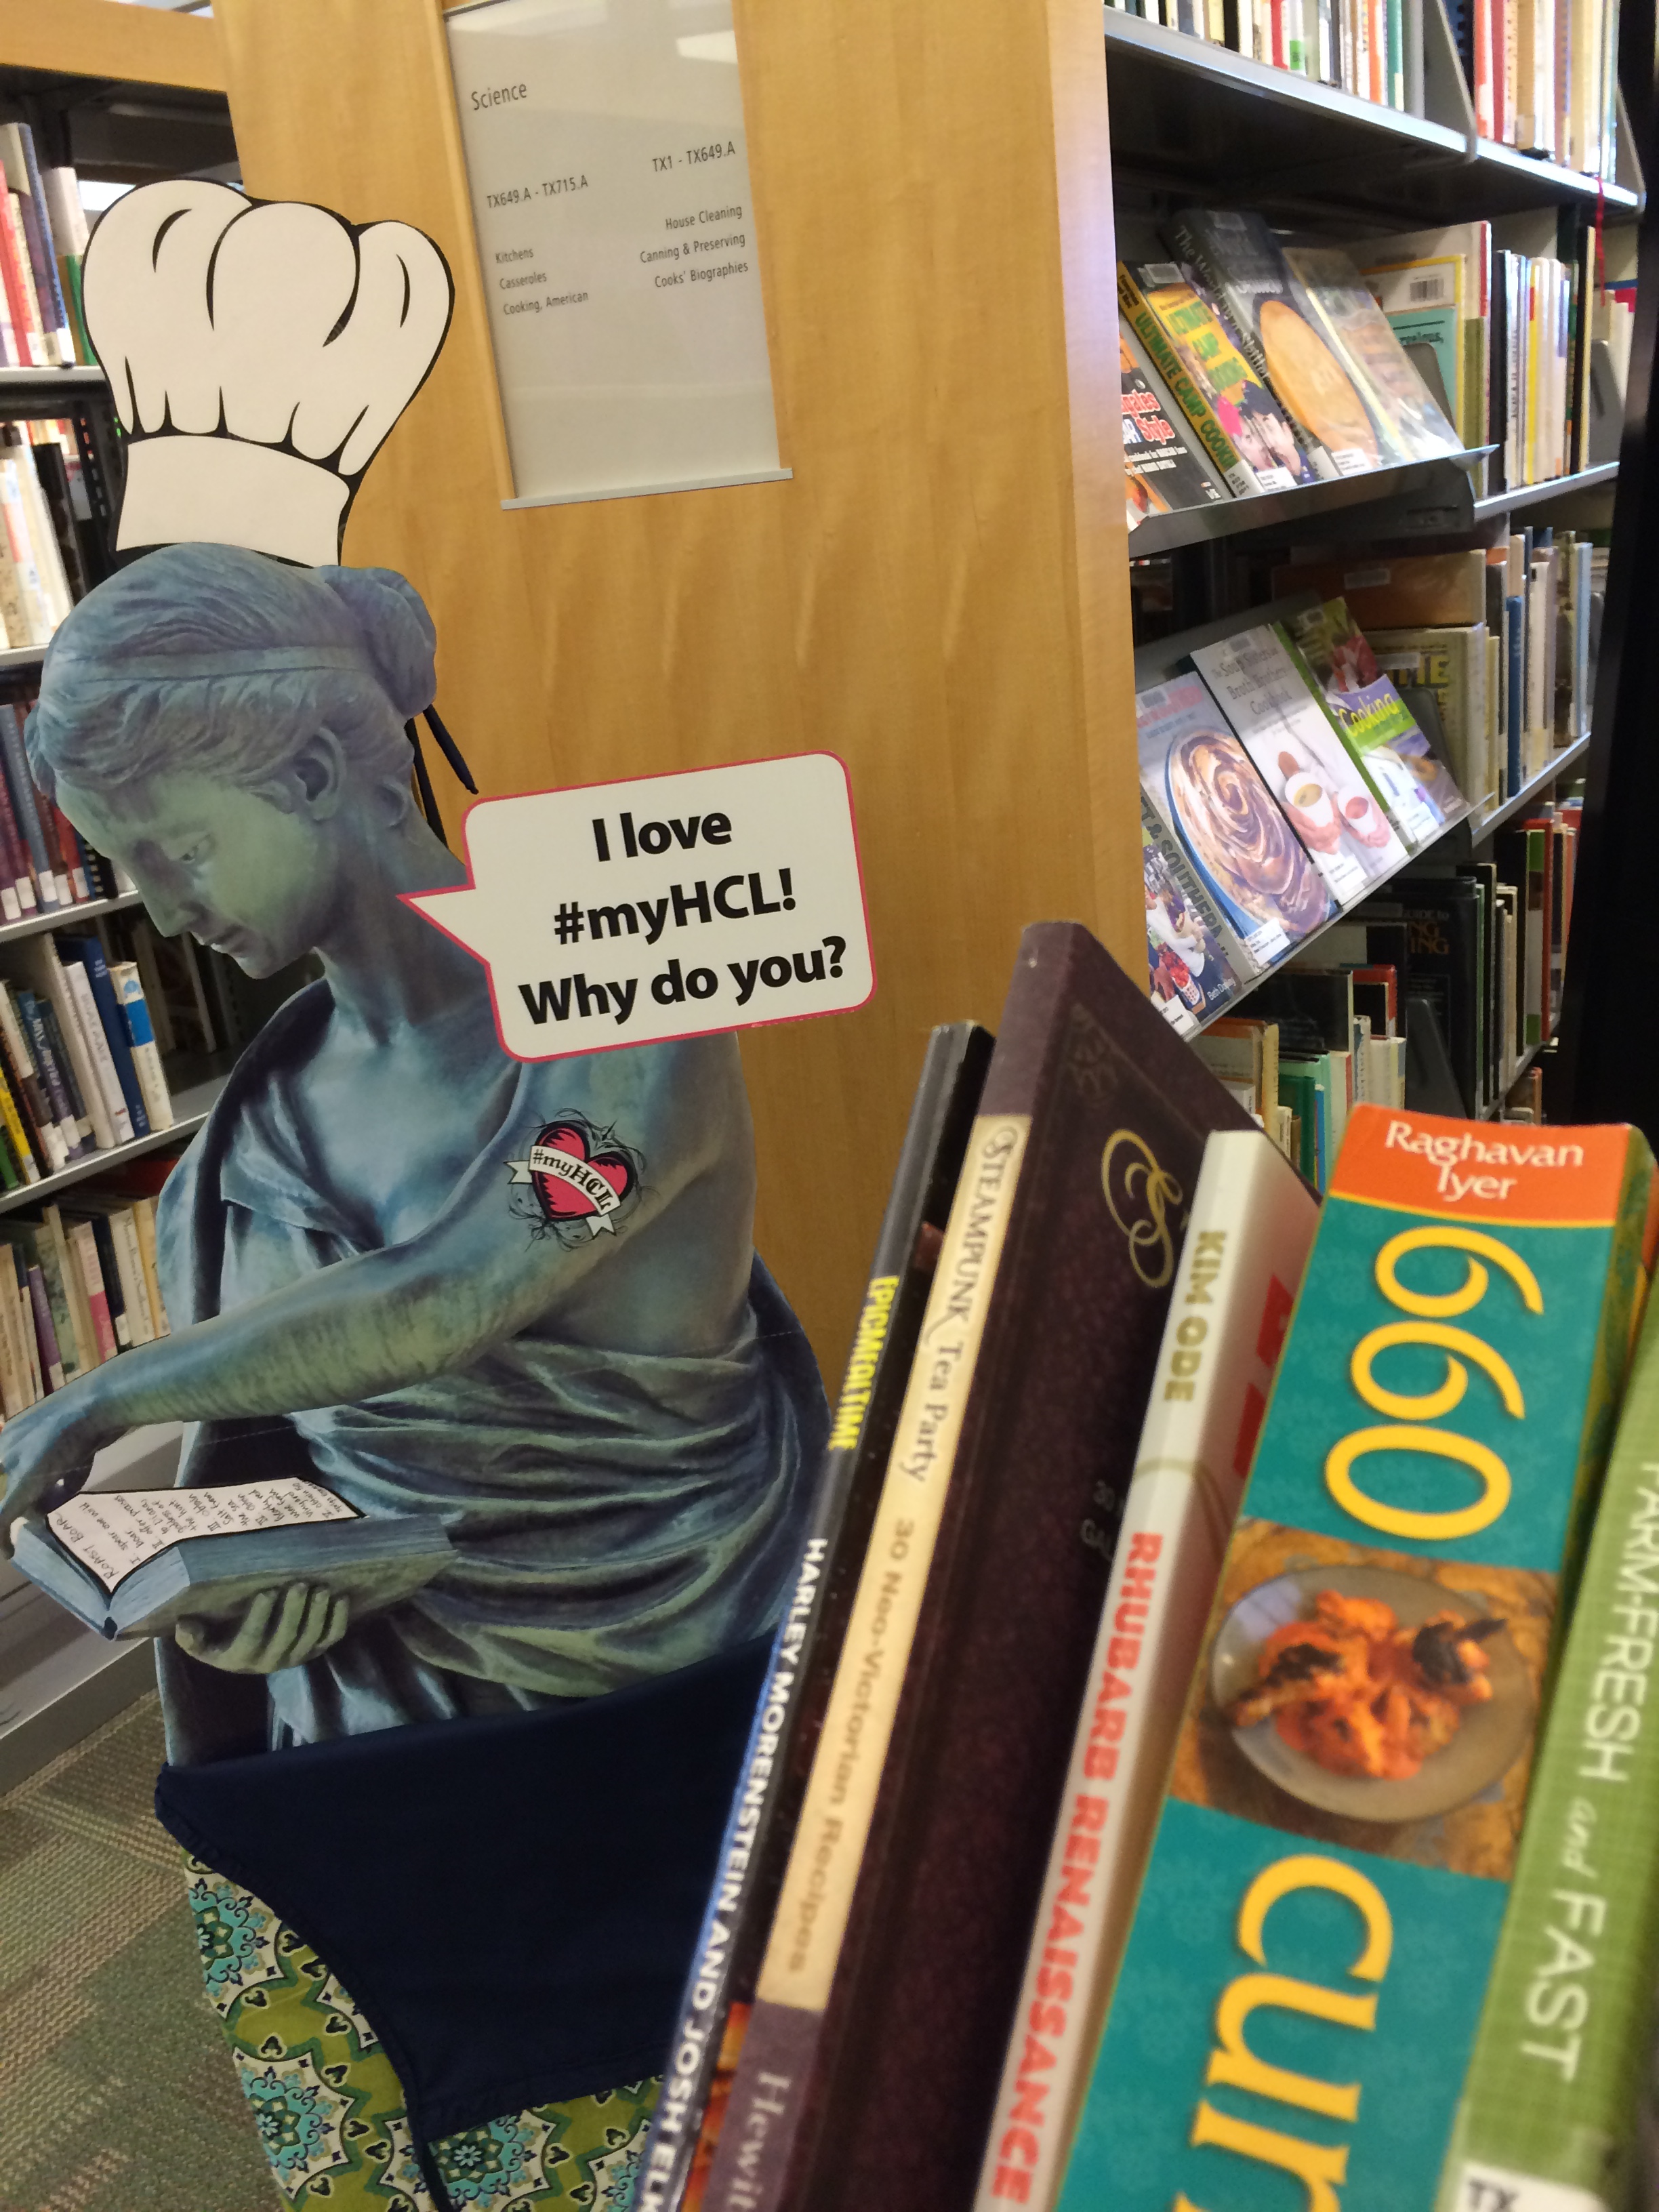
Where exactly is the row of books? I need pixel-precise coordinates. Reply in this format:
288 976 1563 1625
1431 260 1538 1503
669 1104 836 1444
1121 211 1624 525
1196 989 1408 1179
1107 0 1624 182
1360 210 1624 487
0 695 128 924
640 922 1659 2212
0 1170 173 1423
0 925 176 1193
0 424 100 657
1458 0 1624 172
0 122 91 371
1282 533 1599 797
1108 0 1435 115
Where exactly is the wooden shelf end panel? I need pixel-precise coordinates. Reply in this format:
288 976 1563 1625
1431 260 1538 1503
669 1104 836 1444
0 0 224 91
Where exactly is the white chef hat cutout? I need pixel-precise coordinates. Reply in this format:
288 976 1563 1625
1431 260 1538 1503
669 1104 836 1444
83 180 453 568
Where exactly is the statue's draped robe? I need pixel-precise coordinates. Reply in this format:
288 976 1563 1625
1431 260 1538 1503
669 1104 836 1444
152 983 825 1761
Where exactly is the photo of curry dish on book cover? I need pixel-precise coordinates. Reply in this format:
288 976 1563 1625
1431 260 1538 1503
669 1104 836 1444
1170 1517 1551 1881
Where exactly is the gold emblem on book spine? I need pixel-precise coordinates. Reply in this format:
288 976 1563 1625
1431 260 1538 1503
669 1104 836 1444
1102 1130 1184 1290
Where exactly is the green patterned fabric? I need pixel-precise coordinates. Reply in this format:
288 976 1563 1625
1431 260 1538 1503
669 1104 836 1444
186 1860 659 2209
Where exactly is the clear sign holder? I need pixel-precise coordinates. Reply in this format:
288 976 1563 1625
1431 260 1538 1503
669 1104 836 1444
445 0 791 509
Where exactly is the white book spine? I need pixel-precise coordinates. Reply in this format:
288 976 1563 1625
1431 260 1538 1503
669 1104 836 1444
110 1210 153 1347
12 440 70 629
60 956 131 1147
22 939 110 1151
17 1279 41 1401
971 1131 1320 2212
0 460 51 645
0 1273 28 1414
131 1197 169 1338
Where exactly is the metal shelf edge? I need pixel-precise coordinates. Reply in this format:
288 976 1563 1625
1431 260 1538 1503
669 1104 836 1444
1465 735 1590 839
1482 1038 1547 1115
0 890 142 947
1102 9 1466 152
1473 464 1620 521
0 366 107 390
1134 462 1618 558
0 1095 216 1217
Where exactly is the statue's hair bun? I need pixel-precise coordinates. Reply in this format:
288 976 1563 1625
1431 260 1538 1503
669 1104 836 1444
315 564 436 721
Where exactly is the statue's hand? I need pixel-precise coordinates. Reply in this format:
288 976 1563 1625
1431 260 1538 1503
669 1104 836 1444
176 1583 350 1673
0 1385 112 1553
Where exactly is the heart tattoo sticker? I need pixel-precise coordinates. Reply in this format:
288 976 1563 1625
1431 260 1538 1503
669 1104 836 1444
507 1117 642 1240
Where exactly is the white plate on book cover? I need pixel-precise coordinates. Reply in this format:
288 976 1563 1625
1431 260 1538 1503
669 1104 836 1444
1210 1563 1534 1823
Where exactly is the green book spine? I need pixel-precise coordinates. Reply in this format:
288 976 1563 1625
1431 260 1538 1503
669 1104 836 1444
1116 264 1254 496
1439 1285 1659 2212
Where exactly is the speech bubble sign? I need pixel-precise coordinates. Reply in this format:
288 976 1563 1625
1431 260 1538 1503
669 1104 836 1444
405 752 874 1060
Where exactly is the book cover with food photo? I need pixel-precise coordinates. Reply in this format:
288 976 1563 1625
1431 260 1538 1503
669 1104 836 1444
1057 1104 1654 2212
1120 327 1231 529
1283 596 1471 848
1167 210 1378 478
1136 672 1334 973
1191 624 1410 903
1125 263 1311 492
1284 245 1465 467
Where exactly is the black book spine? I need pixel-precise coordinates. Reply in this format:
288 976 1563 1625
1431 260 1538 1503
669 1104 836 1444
640 1021 994 2212
27 438 90 607
82 1212 126 1345
22 993 81 1149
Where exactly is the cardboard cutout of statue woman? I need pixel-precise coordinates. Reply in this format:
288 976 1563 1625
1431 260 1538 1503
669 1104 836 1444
0 182 826 2203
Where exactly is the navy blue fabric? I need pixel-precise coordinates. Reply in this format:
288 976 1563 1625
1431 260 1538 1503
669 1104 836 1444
154 1635 769 2143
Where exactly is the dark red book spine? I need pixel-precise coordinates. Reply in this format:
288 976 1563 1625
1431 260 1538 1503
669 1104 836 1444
706 924 1255 2212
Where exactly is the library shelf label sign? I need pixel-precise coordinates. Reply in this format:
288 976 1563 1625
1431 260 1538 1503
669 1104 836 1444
405 754 874 1059
445 0 788 509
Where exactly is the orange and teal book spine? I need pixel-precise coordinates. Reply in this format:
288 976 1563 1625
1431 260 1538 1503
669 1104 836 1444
1056 1102 1653 2212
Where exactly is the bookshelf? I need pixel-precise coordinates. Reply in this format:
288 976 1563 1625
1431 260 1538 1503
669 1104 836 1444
1139 583 1593 1042
0 3 246 1779
1130 447 1491 554
1473 460 1621 520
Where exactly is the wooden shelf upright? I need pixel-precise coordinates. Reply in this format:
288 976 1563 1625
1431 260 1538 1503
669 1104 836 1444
214 0 1145 1378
